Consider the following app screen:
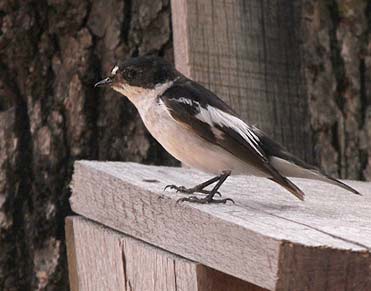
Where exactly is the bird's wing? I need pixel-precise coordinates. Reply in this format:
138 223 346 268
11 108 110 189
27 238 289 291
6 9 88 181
159 79 305 200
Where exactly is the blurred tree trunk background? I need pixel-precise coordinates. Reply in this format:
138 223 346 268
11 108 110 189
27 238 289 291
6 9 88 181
0 0 175 290
0 0 369 290
301 0 371 180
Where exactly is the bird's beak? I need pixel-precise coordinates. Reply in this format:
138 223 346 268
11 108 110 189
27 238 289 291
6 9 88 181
94 77 113 88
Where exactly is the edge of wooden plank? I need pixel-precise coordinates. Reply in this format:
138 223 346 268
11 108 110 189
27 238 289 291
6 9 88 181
171 0 191 77
65 217 79 291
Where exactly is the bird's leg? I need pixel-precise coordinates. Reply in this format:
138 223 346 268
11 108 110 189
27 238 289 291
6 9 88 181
177 171 234 204
164 174 223 196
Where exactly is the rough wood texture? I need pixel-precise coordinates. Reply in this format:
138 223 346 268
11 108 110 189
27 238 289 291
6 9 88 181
172 0 314 162
70 161 371 291
66 216 264 291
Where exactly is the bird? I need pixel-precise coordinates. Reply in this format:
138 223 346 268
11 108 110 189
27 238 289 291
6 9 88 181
95 56 361 204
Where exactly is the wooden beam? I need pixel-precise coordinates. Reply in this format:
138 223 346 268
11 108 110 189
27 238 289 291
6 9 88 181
171 0 313 161
66 217 126 291
66 216 263 291
70 161 371 290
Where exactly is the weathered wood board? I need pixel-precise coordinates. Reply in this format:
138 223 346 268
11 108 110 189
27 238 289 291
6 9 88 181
171 0 313 161
66 216 263 291
70 161 371 290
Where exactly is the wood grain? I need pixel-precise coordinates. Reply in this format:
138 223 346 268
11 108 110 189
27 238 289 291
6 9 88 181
171 0 313 162
66 216 263 291
277 242 371 291
66 217 126 291
70 161 371 290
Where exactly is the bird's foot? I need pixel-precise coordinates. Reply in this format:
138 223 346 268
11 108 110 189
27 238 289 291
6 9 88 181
176 196 234 204
164 184 221 197
164 184 193 193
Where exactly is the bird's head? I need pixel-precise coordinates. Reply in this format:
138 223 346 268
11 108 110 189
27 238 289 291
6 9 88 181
95 56 178 103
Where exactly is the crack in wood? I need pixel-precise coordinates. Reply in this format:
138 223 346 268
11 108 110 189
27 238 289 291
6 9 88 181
121 240 130 291
254 207 370 251
173 260 178 291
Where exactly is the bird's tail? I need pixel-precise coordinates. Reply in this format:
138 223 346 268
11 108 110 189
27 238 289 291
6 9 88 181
270 157 361 196
315 172 361 195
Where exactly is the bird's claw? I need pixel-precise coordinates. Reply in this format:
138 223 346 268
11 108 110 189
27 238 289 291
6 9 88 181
176 196 234 204
164 184 189 193
197 189 222 197
164 184 222 197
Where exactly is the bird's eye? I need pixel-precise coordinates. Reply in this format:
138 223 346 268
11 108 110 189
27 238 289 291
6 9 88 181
124 69 137 81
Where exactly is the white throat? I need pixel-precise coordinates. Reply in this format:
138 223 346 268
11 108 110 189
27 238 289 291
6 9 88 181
113 80 175 109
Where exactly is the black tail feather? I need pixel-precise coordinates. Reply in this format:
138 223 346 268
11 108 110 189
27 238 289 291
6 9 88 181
268 177 305 201
322 173 362 196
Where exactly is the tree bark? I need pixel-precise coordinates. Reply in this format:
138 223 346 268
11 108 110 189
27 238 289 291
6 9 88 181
301 0 371 179
0 0 175 290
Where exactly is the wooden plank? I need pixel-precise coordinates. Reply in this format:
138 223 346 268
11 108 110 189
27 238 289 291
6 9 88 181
70 161 371 290
66 216 263 291
65 218 79 291
277 243 371 291
171 0 313 161
65 216 126 291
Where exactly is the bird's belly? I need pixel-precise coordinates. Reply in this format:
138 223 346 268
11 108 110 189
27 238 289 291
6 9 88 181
139 103 266 176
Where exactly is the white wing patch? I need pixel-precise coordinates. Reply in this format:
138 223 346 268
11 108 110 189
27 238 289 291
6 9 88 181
196 105 264 157
163 97 263 157
176 97 194 106
111 65 119 75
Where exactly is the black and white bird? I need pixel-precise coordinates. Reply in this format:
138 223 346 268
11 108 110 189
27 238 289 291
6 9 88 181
95 56 361 204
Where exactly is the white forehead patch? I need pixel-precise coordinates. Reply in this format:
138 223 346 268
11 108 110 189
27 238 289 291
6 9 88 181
111 65 119 75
